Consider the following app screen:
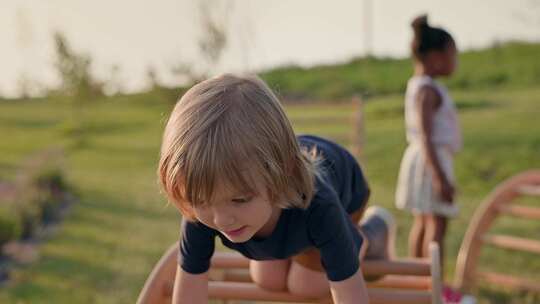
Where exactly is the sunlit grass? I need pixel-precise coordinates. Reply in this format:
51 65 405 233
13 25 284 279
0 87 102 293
0 86 538 303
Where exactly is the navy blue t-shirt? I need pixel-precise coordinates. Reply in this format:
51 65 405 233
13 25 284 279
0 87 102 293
178 135 370 281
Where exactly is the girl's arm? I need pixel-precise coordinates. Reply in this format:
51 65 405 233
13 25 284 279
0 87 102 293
172 266 209 304
417 86 454 202
329 268 369 303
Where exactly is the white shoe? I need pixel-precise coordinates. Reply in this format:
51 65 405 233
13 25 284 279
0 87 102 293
359 206 396 260
460 295 477 304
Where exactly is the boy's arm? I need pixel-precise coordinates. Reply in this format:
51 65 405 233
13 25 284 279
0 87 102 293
175 218 216 303
308 196 367 302
172 266 209 304
329 268 369 304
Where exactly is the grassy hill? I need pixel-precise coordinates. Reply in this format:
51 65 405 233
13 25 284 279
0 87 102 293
0 42 539 303
261 41 540 101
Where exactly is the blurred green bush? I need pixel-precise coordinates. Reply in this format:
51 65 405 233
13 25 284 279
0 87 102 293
0 149 69 246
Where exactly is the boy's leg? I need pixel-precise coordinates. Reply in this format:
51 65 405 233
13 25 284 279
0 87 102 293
250 259 290 291
287 261 330 297
285 206 396 296
357 206 396 281
285 207 366 298
358 206 396 261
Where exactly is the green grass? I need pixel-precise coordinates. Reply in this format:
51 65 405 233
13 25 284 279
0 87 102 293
0 94 179 303
290 87 540 303
261 41 540 100
0 85 539 303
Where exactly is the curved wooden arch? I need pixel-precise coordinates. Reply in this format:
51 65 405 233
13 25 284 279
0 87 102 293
137 243 178 304
454 170 540 292
137 243 443 304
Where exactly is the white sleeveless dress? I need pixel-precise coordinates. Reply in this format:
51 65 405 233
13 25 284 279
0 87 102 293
395 75 462 217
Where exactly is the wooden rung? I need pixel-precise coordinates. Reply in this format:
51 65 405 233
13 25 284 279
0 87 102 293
215 269 432 290
477 271 540 292
209 281 312 303
367 275 432 290
221 269 251 282
211 252 432 276
362 259 432 276
368 288 433 304
481 234 540 254
208 281 433 304
517 185 540 196
497 205 540 220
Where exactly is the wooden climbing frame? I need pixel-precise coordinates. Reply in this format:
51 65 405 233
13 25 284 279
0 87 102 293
137 243 442 304
454 169 540 293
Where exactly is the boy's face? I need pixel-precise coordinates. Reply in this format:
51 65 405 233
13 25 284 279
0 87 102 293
191 174 281 243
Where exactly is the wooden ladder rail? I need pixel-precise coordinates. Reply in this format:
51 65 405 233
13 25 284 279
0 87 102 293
138 243 443 304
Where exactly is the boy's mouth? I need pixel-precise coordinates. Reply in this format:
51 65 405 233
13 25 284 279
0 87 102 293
224 226 247 237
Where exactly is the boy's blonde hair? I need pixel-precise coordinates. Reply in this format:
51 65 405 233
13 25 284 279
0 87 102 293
158 74 317 220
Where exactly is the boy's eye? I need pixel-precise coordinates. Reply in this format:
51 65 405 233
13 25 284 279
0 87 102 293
232 196 252 204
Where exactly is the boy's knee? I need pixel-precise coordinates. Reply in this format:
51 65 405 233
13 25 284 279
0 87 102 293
286 263 329 298
287 279 328 298
253 274 287 291
250 261 289 292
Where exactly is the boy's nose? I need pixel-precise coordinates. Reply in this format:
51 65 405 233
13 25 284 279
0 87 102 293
212 206 236 228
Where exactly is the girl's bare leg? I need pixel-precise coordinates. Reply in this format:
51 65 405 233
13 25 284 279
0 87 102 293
424 214 447 273
409 214 427 258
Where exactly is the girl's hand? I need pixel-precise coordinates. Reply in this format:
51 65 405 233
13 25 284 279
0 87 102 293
434 178 454 203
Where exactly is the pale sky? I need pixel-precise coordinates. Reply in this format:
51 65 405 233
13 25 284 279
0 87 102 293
1 0 539 97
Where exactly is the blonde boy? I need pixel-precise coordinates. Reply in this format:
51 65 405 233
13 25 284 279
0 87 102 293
159 74 394 303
